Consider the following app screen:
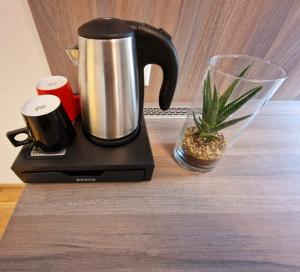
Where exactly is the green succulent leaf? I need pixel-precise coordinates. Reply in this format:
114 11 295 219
206 72 212 104
202 72 212 122
211 114 252 133
192 111 202 131
202 80 208 121
219 64 251 109
217 86 262 123
193 111 210 134
208 85 219 126
193 66 262 140
198 115 210 133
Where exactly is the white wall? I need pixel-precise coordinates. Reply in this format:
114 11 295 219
0 0 51 183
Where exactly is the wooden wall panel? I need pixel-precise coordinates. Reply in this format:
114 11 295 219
28 0 300 102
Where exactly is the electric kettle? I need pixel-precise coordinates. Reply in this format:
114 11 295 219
66 17 178 145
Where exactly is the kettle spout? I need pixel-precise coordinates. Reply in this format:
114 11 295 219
65 44 79 66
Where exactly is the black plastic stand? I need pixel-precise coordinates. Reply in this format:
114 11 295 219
11 117 154 183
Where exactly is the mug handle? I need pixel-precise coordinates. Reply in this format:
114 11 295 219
6 127 32 147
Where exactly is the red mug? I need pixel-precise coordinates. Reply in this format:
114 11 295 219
36 76 79 121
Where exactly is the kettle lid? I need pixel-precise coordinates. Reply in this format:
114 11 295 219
78 17 134 39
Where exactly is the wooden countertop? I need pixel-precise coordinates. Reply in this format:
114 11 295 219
1 101 300 271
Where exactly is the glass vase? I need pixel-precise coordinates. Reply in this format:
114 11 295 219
174 55 287 172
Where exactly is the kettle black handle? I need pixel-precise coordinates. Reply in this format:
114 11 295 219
125 21 179 111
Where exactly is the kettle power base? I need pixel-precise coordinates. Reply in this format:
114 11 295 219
11 118 154 183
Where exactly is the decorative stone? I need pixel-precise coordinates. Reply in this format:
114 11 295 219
181 127 226 163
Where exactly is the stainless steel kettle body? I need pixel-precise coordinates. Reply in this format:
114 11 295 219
78 36 139 142
67 18 179 146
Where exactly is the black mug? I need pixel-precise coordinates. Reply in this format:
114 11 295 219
7 95 76 152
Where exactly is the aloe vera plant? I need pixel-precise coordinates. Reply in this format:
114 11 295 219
193 66 263 141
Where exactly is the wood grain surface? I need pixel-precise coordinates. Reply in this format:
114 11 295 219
0 185 24 239
0 101 300 271
28 0 300 102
